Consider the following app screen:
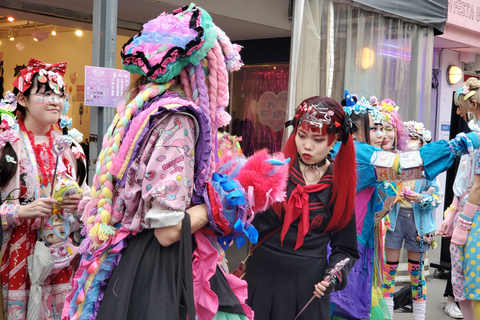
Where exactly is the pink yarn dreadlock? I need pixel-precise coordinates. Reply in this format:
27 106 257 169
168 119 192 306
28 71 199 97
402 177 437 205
82 5 243 252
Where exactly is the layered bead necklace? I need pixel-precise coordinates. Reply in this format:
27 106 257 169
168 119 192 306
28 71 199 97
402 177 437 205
18 117 56 187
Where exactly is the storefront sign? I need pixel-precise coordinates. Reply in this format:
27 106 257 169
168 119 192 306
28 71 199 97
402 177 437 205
253 91 288 132
448 0 480 27
84 66 130 107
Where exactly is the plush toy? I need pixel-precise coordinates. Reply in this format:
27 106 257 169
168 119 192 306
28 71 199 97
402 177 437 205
52 178 82 213
44 178 82 275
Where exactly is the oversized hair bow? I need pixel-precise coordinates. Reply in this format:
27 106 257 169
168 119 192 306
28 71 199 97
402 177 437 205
12 58 67 93
0 130 19 147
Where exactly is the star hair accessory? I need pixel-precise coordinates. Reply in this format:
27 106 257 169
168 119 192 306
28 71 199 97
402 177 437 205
12 58 67 93
343 90 382 124
456 84 475 101
295 101 333 129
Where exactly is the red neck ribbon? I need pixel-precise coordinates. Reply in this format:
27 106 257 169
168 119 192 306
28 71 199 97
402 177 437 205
281 181 330 250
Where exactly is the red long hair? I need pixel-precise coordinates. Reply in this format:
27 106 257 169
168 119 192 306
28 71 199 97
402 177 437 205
283 96 356 232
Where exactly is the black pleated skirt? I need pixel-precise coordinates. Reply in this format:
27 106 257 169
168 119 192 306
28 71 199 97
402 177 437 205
97 228 245 320
245 244 331 320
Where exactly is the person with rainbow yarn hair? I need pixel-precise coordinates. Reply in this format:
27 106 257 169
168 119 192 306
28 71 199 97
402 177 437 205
330 90 480 320
62 4 256 320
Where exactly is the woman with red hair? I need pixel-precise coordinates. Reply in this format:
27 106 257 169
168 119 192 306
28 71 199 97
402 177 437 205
245 96 359 320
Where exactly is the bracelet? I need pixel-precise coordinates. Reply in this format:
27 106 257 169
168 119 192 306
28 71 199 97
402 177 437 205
457 216 473 230
459 212 474 222
1 203 22 227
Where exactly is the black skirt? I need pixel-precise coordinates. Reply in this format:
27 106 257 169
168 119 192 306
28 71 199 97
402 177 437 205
246 244 331 320
96 228 245 320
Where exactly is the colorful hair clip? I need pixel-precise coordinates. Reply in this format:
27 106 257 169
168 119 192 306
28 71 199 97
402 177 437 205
5 155 16 164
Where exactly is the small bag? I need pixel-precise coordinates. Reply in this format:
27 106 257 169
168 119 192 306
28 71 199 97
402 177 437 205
394 284 412 312
232 226 281 279
231 253 250 279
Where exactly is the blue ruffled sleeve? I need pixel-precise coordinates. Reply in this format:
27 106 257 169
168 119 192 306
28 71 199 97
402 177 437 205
354 141 383 192
421 132 479 181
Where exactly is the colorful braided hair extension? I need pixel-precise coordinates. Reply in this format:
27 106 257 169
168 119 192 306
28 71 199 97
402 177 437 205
83 5 243 251
84 83 169 249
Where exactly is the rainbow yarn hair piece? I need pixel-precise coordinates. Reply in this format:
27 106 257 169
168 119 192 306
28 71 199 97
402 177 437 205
83 3 243 251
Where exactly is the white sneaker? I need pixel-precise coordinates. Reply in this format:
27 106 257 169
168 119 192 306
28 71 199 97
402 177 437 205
444 302 464 319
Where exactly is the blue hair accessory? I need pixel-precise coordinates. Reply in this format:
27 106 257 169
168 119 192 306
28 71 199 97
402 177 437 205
62 94 71 115
60 116 73 129
343 90 382 123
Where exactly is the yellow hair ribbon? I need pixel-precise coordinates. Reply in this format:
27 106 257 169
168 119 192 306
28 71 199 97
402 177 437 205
464 91 475 101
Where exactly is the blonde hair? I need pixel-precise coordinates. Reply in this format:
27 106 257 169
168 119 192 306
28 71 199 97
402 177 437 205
454 77 480 110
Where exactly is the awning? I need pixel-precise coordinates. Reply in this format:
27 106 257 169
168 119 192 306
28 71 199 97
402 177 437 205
351 0 448 35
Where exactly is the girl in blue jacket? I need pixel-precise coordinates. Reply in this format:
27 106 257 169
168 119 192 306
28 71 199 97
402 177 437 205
382 121 441 320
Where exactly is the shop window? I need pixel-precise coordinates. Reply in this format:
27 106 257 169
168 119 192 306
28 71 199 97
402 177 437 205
229 65 289 157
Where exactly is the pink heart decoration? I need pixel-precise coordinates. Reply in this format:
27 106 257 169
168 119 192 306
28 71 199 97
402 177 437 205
255 91 288 132
16 43 25 52
69 73 78 84
52 138 69 156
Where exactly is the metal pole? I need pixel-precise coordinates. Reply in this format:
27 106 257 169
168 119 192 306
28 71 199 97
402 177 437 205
89 0 117 184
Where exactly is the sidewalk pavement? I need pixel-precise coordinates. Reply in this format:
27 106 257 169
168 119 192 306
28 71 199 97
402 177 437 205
394 245 458 320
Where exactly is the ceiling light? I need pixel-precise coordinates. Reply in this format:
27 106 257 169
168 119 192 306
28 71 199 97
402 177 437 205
51 26 57 36
7 17 14 22
75 30 83 36
8 29 14 41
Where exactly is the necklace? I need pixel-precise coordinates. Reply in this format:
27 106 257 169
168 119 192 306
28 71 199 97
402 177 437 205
18 117 56 187
298 156 327 182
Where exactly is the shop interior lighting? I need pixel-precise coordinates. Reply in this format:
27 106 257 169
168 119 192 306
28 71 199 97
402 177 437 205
447 65 463 85
33 23 38 41
75 30 83 36
361 47 375 69
51 26 57 36
8 29 14 41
